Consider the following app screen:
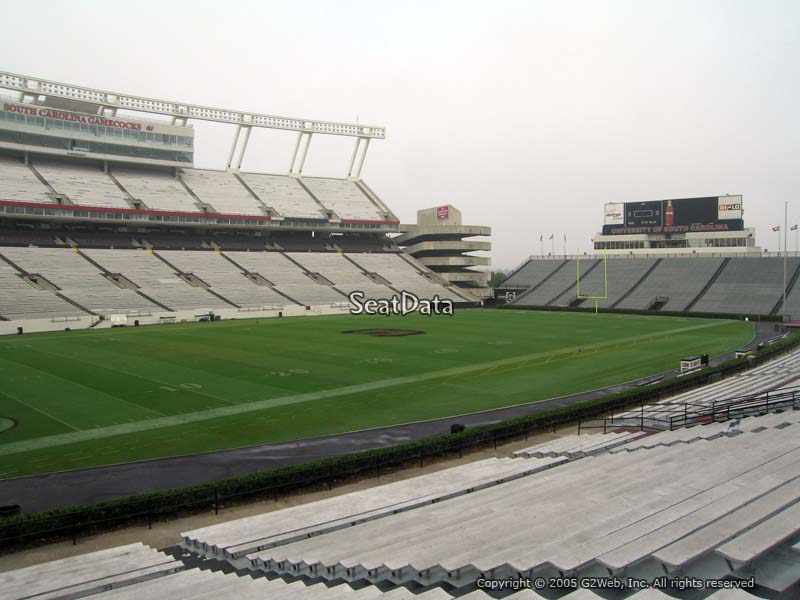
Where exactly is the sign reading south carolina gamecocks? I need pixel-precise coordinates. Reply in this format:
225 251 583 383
602 196 744 235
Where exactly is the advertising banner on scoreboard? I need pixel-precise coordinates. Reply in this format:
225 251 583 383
436 206 449 220
601 196 744 235
718 196 743 220
604 203 624 225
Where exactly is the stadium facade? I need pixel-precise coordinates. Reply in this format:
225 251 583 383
0 72 473 334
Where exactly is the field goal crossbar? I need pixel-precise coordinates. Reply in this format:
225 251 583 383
576 253 608 314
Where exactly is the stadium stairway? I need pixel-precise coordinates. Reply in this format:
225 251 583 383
176 408 800 596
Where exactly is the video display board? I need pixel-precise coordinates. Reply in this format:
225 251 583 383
602 196 743 235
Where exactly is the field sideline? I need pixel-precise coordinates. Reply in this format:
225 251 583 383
0 310 753 477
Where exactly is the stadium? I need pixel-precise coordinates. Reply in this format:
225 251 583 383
0 65 798 600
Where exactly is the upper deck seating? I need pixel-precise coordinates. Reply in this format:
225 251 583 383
33 160 130 209
301 177 384 221
179 169 264 216
111 167 200 213
0 155 53 203
239 172 326 219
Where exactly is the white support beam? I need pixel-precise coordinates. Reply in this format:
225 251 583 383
234 126 252 170
226 125 242 169
347 138 362 177
355 137 371 179
288 132 303 174
0 71 386 139
297 133 313 174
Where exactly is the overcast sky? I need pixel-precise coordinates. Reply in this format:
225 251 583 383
3 0 798 269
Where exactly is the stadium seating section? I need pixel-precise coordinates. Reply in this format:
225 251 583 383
7 401 794 598
0 156 398 221
502 256 800 317
0 226 468 319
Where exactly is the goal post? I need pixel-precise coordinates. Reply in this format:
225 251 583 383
576 253 608 314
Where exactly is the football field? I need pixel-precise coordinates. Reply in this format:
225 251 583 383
0 310 753 478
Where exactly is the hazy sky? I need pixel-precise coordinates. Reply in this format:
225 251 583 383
3 0 798 268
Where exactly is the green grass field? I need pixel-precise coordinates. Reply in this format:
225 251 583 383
0 310 753 478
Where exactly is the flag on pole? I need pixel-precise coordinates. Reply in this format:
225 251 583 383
773 226 781 232
549 233 554 240
539 234 543 242
792 224 798 231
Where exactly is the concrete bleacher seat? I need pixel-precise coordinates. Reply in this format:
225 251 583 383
0 155 53 203
692 257 800 315
615 257 726 311
174 409 800 593
33 160 131 209
513 431 647 459
0 543 181 600
610 349 800 427
2 247 159 315
158 250 293 308
498 259 567 290
179 168 264 216
514 259 597 306
288 252 393 299
225 250 346 306
84 249 231 311
239 172 326 219
301 177 384 221
562 258 658 308
348 252 464 301
111 167 200 213
85 566 455 599
0 262 87 320
183 456 566 560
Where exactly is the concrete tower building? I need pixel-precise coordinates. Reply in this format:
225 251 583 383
396 205 491 299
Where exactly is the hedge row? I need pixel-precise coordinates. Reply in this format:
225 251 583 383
1 327 798 547
498 303 783 322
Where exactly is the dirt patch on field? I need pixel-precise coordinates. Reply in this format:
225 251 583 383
0 417 18 434
342 329 426 337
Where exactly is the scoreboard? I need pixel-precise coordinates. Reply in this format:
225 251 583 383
602 196 743 235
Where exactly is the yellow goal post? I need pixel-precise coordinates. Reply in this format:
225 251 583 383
576 253 608 314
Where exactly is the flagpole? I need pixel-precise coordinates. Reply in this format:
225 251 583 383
783 202 788 322
551 235 554 257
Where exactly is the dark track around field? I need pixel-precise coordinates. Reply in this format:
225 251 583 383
0 321 779 514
